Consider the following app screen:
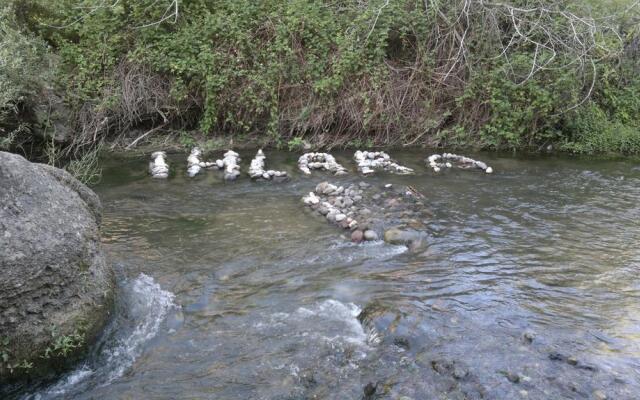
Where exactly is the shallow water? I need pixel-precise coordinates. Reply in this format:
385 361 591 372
7 150 640 399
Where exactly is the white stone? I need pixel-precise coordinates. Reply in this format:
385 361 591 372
149 151 169 178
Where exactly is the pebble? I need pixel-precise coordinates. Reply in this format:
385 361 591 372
335 214 346 222
351 230 364 243
594 390 607 400
364 230 378 241
523 330 535 343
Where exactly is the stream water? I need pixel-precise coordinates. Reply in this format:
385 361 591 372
8 150 640 399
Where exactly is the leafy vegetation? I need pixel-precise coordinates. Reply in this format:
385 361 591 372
1 0 639 163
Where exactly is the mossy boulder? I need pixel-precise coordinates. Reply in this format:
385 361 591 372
0 151 114 382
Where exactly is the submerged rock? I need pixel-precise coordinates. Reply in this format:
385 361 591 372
354 150 414 175
0 151 115 382
298 152 348 175
426 153 493 174
149 151 169 178
248 149 288 181
383 227 427 251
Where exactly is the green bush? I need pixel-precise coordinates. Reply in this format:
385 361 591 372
3 0 640 154
0 4 51 148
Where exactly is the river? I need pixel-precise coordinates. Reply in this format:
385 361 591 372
10 150 640 399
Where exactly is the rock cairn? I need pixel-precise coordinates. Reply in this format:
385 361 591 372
426 153 493 174
298 153 348 176
214 150 241 181
248 149 289 181
187 147 216 177
149 151 169 178
354 150 414 175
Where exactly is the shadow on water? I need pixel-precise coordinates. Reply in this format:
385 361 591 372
5 150 640 399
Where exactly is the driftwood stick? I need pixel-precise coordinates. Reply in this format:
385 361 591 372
126 123 167 150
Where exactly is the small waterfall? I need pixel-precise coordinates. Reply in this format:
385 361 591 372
27 273 178 400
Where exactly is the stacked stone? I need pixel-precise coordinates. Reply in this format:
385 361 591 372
354 150 414 175
298 152 348 176
302 181 435 249
426 153 493 174
214 150 241 181
248 149 289 181
303 181 379 243
149 151 169 178
187 147 217 177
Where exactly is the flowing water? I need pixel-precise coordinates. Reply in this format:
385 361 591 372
7 150 640 399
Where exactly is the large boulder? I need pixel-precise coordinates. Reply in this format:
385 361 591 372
0 151 114 382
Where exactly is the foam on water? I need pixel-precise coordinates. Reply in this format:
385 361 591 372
255 299 370 354
328 239 408 263
27 273 177 400
295 299 368 347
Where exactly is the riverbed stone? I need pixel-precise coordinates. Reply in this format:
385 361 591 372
364 230 379 241
0 151 115 382
384 227 424 246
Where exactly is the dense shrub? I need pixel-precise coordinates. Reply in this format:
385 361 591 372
0 4 51 150
2 0 639 154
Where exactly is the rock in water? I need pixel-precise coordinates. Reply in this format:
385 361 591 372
214 150 241 181
426 152 494 174
248 149 288 181
186 147 216 177
149 151 169 178
297 152 348 175
0 152 115 382
383 227 427 251
354 150 414 175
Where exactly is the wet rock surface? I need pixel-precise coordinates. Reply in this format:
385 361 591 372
354 301 630 400
0 152 115 382
302 181 433 247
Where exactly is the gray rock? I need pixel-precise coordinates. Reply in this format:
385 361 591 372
335 214 346 222
383 227 427 251
0 152 115 382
